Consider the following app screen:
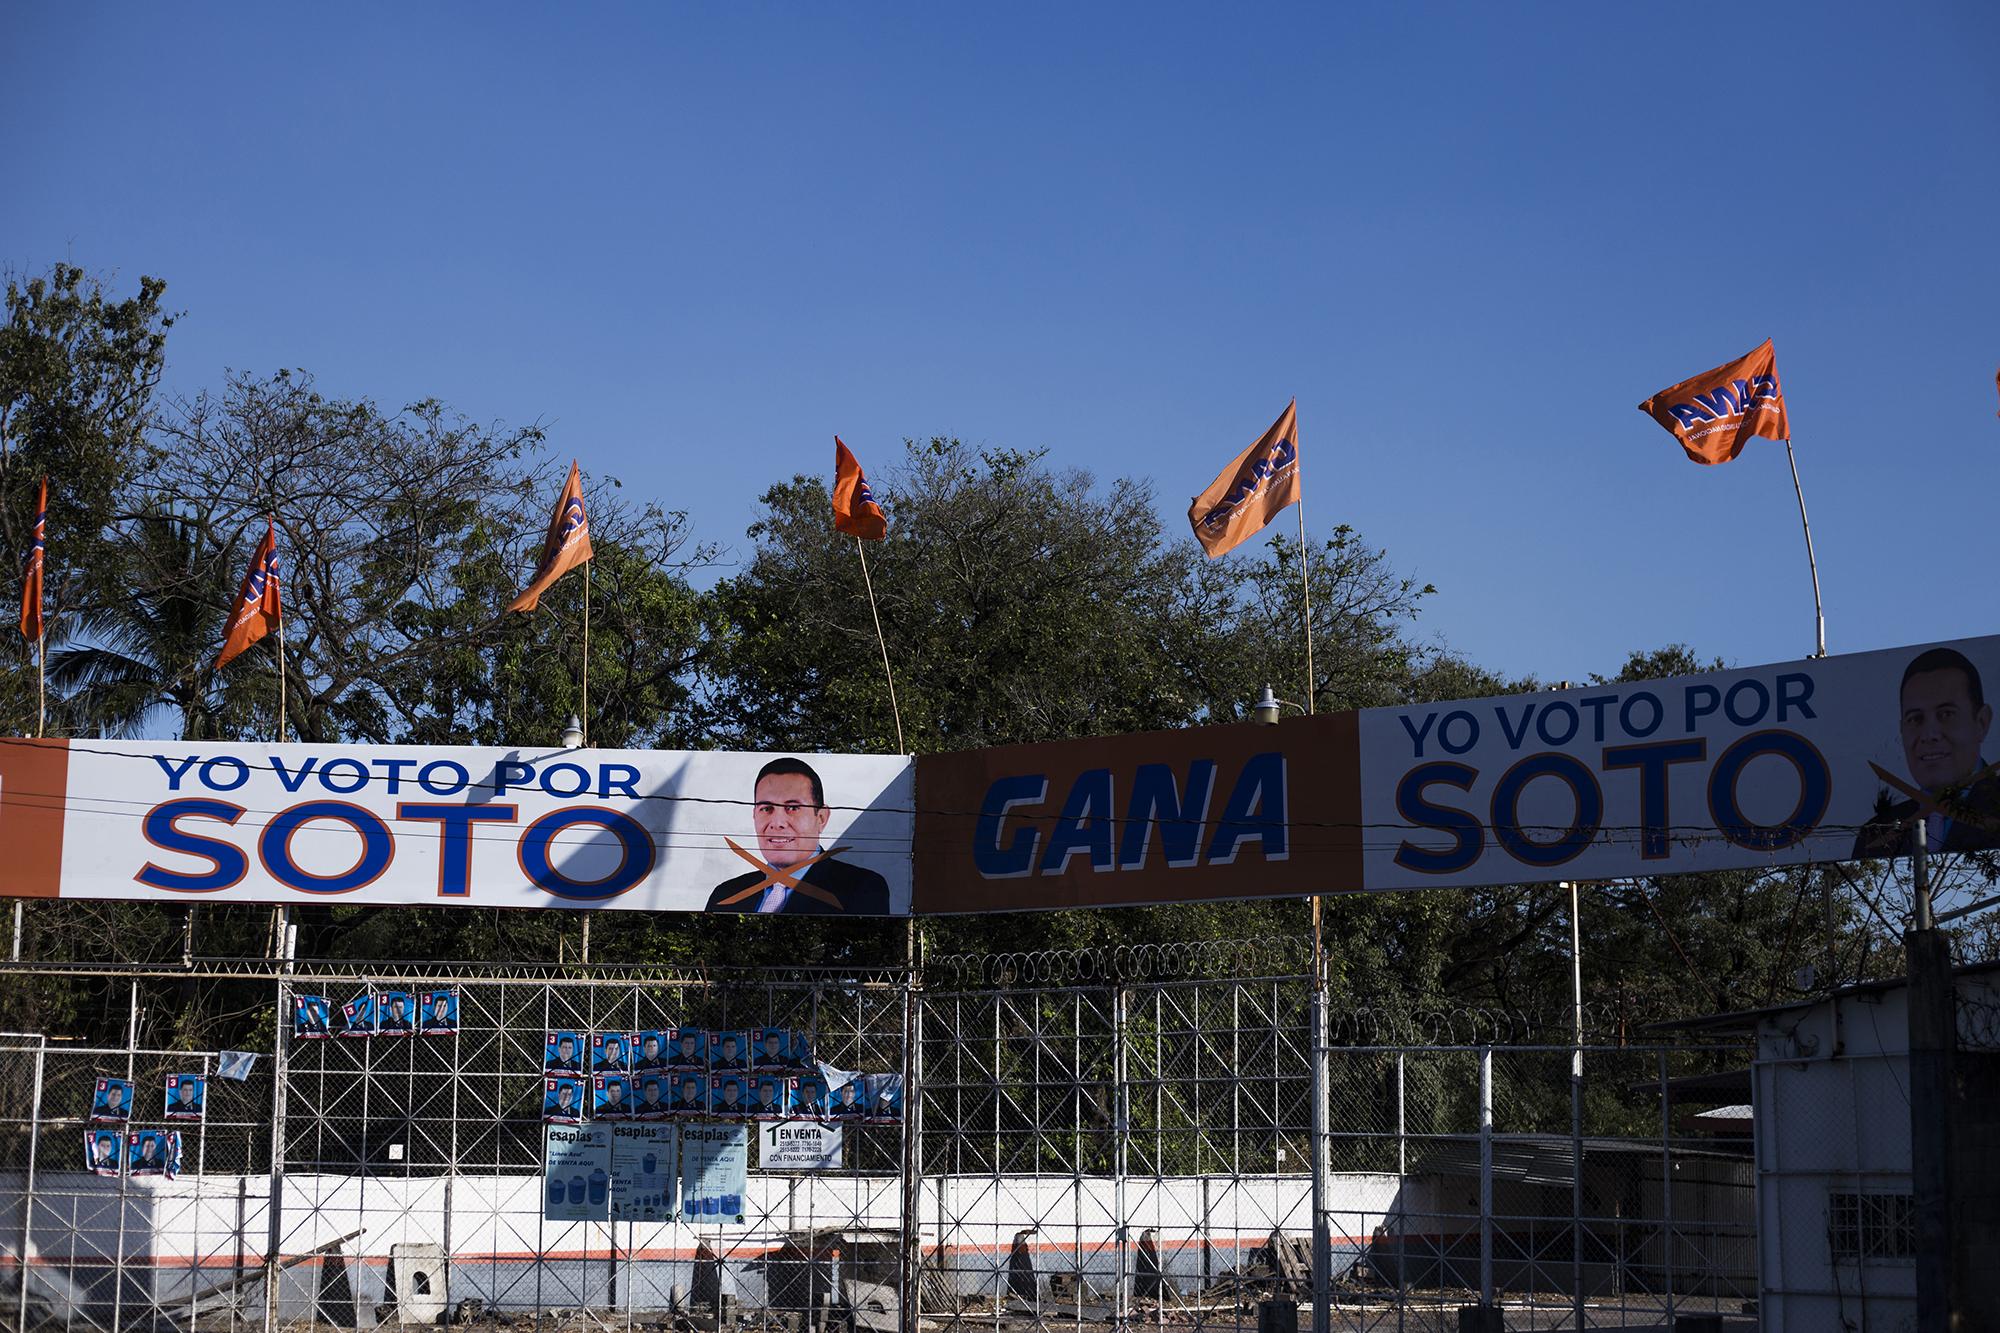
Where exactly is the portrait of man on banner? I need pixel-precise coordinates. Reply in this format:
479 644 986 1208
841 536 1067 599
633 1030 669 1074
341 993 377 1039
91 1078 133 1123
673 1073 709 1117
712 1075 747 1116
543 1077 584 1124
165 1074 205 1121
594 1074 632 1120
705 758 891 915
1854 646 2000 858
294 995 333 1039
87 1130 123 1175
592 1031 632 1074
544 1030 584 1075
377 990 414 1036
635 1075 669 1120
420 990 458 1035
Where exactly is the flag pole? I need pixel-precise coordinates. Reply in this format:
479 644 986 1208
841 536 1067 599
1293 412 1316 715
855 537 906 753
580 562 592 747
1782 437 1826 658
275 602 287 743
35 629 45 739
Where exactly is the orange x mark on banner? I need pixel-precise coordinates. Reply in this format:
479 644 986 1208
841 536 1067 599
1868 760 2000 836
716 838 852 909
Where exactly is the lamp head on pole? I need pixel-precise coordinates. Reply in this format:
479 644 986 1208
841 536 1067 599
560 714 584 749
1252 684 1283 727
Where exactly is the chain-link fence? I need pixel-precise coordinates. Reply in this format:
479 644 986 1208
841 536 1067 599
0 947 1759 1333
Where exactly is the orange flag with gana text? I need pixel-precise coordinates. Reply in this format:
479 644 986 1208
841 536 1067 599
1188 400 1300 558
833 438 887 541
19 476 46 641
1638 339 1791 465
507 461 594 613
216 520 282 670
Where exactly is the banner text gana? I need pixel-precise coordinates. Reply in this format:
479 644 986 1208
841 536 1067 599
1390 668 1824 872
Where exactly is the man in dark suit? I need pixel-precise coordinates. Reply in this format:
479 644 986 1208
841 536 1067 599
704 758 891 914
1853 647 1999 857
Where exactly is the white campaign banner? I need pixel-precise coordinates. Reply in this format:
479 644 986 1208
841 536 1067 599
0 740 913 915
1357 635 2000 891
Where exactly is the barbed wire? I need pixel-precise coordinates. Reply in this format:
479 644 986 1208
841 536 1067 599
1958 994 2000 1051
926 936 1313 987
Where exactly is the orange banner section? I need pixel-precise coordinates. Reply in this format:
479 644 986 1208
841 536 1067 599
914 711 1361 913
0 738 68 897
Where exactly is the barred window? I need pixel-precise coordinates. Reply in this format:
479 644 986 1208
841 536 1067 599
1828 1191 1915 1261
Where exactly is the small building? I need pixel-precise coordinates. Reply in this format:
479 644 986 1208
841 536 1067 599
1667 960 2000 1332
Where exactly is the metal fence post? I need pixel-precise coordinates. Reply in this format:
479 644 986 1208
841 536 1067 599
898 951 925 1333
264 910 292 1332
1478 1045 1493 1308
1309 982 1331 1333
1113 984 1130 1330
16 1037 44 1333
1658 1048 1674 1321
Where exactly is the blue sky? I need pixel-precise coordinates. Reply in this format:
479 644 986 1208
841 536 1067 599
4 3 1995 685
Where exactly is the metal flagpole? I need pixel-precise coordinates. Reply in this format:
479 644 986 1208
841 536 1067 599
1782 438 1826 658
1293 411 1315 714
581 562 591 747
34 630 44 738
275 613 287 744
856 537 906 753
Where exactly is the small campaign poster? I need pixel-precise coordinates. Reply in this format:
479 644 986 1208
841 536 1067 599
164 1074 205 1121
666 1027 707 1070
671 1072 709 1118
632 1030 670 1074
679 1122 749 1226
593 1074 633 1120
760 1118 843 1171
825 1077 868 1119
340 992 377 1038
861 1072 905 1122
609 1121 676 1222
90 1077 133 1123
708 1030 750 1072
591 1031 632 1074
419 990 459 1035
376 990 415 1036
543 1123 611 1222
544 1030 584 1075
632 1073 671 1120
85 1128 123 1176
710 1074 749 1117
748 1075 790 1120
750 1028 796 1071
543 1076 585 1124
128 1129 179 1178
788 1075 826 1118
293 995 333 1039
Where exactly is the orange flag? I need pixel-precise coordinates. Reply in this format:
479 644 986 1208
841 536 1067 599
216 520 282 669
1188 400 1300 558
507 461 594 613
19 476 46 641
832 438 887 541
1638 339 1791 465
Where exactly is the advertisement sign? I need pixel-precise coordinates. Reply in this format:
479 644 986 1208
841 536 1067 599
914 635 2000 907
609 1122 675 1221
0 742 912 915
914 714 1360 912
1359 636 1999 890
543 1123 612 1222
759 1119 843 1170
679 1123 749 1226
